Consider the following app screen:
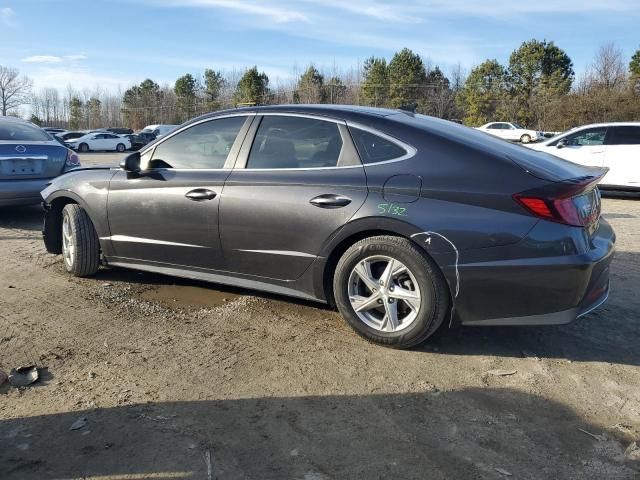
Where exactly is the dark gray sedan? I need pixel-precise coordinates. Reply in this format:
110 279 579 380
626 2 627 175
40 105 615 348
0 116 80 206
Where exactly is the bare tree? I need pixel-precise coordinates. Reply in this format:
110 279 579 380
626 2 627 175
0 65 33 116
591 43 627 89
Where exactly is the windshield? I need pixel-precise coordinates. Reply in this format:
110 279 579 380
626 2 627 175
512 123 524 129
0 122 51 141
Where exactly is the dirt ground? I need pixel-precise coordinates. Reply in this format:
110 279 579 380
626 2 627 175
1 186 639 479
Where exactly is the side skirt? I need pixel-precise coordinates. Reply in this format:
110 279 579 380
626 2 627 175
106 258 325 304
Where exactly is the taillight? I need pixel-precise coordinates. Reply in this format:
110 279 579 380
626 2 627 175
64 149 81 170
514 177 602 228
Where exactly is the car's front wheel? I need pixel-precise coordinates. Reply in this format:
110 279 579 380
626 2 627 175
78 143 89 152
520 134 531 144
61 204 100 277
333 236 449 349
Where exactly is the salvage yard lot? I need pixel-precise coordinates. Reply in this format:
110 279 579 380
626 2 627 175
1 194 639 478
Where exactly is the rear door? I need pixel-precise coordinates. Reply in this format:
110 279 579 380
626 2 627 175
219 114 367 280
602 126 640 188
106 115 251 269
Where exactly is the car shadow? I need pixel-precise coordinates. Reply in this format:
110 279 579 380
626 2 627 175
1 389 636 479
0 205 43 233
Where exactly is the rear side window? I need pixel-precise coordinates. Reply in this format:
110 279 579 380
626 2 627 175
151 116 246 169
247 116 343 169
606 126 640 145
349 127 407 164
0 122 50 141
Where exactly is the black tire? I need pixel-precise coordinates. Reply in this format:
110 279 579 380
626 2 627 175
116 143 126 152
79 143 89 153
520 134 531 144
333 235 449 349
61 204 100 277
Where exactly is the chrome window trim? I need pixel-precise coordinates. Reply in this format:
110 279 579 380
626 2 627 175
139 112 257 157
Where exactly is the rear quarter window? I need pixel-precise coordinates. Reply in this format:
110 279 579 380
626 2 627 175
349 127 407 164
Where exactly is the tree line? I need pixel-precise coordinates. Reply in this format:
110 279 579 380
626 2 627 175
1 39 639 132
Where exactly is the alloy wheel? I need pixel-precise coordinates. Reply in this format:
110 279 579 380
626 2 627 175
347 255 422 333
62 214 74 268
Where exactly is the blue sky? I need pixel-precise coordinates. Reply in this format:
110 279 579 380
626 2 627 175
1 0 639 93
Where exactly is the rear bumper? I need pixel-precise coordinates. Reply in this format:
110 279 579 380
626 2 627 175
0 178 53 207
453 219 615 326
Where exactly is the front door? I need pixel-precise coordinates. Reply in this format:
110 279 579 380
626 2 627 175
552 127 607 167
219 114 368 281
106 115 251 269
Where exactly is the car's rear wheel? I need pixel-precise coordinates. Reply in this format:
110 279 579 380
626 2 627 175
116 143 126 152
520 134 531 144
61 204 100 277
78 143 89 152
333 235 449 349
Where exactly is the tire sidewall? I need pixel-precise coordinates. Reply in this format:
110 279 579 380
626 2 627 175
116 143 125 152
521 134 531 144
334 239 439 347
79 143 89 152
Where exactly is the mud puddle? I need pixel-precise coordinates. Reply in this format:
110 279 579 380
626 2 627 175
140 284 241 310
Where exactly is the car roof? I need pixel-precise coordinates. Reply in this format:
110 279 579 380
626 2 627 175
568 122 640 130
196 104 400 120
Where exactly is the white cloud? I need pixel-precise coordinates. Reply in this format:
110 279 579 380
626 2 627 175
30 66 131 92
161 0 309 23
22 54 87 64
0 7 16 26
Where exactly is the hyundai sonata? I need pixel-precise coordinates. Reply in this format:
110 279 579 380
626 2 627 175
41 105 614 348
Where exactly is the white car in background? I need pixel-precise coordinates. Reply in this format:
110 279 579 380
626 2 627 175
65 132 131 153
528 122 640 190
141 124 179 138
476 122 544 144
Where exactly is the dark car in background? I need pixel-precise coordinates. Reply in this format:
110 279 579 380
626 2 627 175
0 116 80 206
43 127 67 135
41 105 614 348
56 131 86 142
121 133 147 151
107 127 134 135
136 131 157 143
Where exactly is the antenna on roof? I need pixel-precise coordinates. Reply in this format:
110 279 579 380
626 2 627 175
398 103 418 113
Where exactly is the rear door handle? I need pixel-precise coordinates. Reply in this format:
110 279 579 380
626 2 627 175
309 194 352 209
185 188 217 201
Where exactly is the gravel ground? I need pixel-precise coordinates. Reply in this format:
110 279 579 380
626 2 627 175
0 197 639 479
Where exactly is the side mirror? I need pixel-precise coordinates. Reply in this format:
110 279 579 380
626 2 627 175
556 138 568 149
120 152 141 172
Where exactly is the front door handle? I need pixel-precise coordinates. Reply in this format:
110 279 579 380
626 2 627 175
185 188 217 201
309 194 352 209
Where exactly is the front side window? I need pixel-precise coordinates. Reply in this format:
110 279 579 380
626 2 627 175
606 126 640 145
151 116 246 169
564 128 607 146
349 127 407 164
247 116 343 169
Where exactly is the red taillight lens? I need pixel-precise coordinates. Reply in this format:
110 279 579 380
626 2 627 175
514 180 601 228
65 149 81 169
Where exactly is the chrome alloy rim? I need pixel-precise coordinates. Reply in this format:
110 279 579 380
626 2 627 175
347 255 421 333
62 215 74 267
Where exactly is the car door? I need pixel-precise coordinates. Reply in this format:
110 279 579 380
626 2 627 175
106 115 252 270
219 114 368 281
503 123 518 141
549 127 608 167
602 125 640 188
104 133 120 150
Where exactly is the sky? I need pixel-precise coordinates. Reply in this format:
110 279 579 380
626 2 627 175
0 0 639 94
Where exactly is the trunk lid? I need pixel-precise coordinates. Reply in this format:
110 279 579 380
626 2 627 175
0 142 68 180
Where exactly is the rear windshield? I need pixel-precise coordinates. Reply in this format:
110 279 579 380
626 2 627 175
0 122 51 141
